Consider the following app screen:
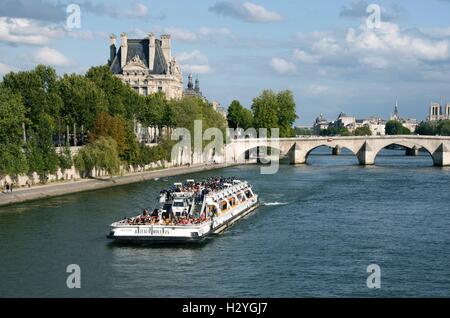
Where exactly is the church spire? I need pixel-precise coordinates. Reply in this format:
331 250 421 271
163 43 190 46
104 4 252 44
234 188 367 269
187 74 194 90
195 77 200 92
394 98 399 117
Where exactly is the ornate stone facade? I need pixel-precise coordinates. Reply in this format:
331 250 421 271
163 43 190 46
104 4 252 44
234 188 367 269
109 32 183 99
428 102 450 122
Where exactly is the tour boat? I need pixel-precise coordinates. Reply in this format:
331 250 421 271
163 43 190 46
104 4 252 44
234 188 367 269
107 177 259 244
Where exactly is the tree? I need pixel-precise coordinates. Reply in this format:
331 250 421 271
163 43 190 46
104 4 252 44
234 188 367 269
354 126 372 136
58 144 73 173
0 143 28 180
85 65 142 119
25 114 59 183
227 100 253 130
385 120 411 135
89 112 128 157
2 65 62 129
415 121 437 135
57 74 108 132
277 90 298 137
251 90 280 136
74 137 120 177
437 120 450 136
0 86 27 145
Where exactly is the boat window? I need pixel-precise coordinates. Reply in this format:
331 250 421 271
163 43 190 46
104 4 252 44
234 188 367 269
173 201 184 207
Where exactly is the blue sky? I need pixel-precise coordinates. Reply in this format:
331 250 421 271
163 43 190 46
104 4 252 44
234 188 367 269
1 0 450 125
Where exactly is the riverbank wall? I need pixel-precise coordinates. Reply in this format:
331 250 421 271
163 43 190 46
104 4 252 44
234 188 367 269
0 163 235 207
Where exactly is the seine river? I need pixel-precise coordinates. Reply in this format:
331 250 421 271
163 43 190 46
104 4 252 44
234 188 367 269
1 147 449 297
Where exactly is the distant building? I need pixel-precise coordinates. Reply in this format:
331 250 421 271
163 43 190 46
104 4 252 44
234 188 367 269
427 101 450 121
109 32 183 99
355 117 386 136
389 100 418 132
313 113 329 135
212 101 227 118
184 74 206 101
108 32 183 143
335 112 356 131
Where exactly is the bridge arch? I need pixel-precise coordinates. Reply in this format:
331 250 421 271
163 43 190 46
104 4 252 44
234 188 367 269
304 144 358 164
371 140 435 165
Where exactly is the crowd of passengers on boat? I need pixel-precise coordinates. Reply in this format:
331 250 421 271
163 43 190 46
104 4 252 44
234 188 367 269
123 177 254 226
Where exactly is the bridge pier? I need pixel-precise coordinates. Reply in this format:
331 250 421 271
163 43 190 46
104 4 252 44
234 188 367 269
332 146 341 156
356 142 376 165
432 143 450 166
289 143 307 164
405 146 419 156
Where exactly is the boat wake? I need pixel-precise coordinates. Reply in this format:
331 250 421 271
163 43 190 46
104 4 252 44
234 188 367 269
264 201 288 206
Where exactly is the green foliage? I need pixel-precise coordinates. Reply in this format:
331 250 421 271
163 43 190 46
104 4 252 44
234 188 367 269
227 100 253 130
437 120 450 136
0 143 28 178
415 121 437 135
90 112 128 157
251 89 298 137
354 126 373 136
25 114 59 183
57 74 108 131
58 145 73 172
252 90 280 136
85 65 139 119
138 92 166 128
0 85 27 145
295 127 312 136
2 65 62 129
74 137 120 177
385 120 411 135
320 125 351 136
277 90 298 137
169 96 227 142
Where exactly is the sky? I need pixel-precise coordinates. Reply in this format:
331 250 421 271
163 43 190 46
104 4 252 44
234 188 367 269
1 0 450 125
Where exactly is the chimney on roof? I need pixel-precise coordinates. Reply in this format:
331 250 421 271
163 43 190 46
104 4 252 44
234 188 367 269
120 32 128 68
148 32 155 72
160 34 171 63
109 34 116 65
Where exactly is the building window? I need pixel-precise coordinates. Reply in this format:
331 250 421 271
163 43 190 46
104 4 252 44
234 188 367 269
158 87 163 93
142 87 148 96
133 87 139 93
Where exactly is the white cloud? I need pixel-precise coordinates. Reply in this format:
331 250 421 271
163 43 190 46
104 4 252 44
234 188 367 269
0 17 63 45
82 1 149 20
176 50 209 65
198 27 232 37
164 26 233 42
209 1 283 23
241 2 283 23
34 47 73 66
293 49 319 64
291 21 450 77
177 50 212 74
124 3 149 19
270 57 296 75
304 85 329 95
348 22 450 62
181 64 212 74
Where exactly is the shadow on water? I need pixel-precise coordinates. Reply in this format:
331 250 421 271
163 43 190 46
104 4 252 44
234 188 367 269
106 240 211 250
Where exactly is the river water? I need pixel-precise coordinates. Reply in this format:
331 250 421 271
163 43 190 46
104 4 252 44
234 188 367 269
1 147 449 297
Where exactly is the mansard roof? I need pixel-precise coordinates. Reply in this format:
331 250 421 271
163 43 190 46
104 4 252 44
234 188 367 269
110 39 168 75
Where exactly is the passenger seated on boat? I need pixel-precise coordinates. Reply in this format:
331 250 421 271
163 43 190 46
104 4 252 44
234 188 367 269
151 209 159 217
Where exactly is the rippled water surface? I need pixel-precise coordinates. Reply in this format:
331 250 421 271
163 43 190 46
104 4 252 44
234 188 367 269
1 148 449 297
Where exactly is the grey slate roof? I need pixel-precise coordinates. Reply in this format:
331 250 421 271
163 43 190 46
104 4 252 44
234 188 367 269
109 39 167 75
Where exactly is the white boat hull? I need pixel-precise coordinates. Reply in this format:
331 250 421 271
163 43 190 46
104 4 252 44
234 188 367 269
107 196 258 244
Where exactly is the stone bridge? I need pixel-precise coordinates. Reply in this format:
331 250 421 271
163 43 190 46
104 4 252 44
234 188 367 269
225 135 450 166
